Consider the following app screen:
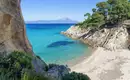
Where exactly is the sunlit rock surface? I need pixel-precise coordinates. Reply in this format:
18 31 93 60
62 23 129 50
0 0 32 55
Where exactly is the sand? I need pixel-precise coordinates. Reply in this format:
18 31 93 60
66 47 94 67
70 47 130 80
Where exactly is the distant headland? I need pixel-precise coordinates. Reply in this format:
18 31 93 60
26 18 78 24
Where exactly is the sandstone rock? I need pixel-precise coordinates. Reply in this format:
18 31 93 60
0 0 33 55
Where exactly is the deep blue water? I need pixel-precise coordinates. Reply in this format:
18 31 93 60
26 24 88 64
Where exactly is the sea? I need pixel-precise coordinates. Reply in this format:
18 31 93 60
26 24 89 64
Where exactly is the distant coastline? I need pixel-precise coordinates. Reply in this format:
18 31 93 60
26 23 77 25
26 18 78 24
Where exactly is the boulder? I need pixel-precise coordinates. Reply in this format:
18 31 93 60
47 65 70 80
32 57 48 74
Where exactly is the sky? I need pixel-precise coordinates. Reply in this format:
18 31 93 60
21 0 104 21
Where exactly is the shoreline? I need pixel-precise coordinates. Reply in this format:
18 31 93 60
61 30 97 67
69 47 130 80
66 46 96 68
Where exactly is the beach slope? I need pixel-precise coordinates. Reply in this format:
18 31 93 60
71 47 130 80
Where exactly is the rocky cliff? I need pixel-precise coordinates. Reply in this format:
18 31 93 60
62 22 130 51
0 0 32 55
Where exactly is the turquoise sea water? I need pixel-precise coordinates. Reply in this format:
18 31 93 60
26 24 88 64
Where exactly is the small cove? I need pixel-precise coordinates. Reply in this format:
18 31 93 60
26 24 89 64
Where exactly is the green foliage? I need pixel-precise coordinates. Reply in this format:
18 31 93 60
0 51 33 80
8 51 33 69
45 64 69 72
0 51 90 80
78 0 130 29
128 12 130 19
96 2 108 10
21 69 50 80
92 8 96 13
0 51 50 80
44 64 59 71
48 64 59 69
79 12 105 29
0 72 19 80
36 55 41 60
62 72 90 80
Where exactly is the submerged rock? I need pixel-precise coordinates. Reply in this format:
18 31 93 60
47 41 74 48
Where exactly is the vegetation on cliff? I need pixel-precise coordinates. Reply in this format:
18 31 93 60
0 51 90 80
77 0 130 29
0 51 50 80
63 72 90 80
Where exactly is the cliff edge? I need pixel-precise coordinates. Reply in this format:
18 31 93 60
0 0 32 55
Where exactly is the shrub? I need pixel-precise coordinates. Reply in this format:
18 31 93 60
8 51 33 69
78 0 130 29
48 64 59 69
36 55 41 59
62 72 90 80
21 69 50 80
0 51 51 80
0 51 90 80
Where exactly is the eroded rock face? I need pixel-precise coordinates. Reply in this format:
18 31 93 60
0 0 33 55
62 24 129 50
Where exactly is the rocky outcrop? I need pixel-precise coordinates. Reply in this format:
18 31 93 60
32 57 47 74
0 0 33 55
47 65 70 80
62 23 129 50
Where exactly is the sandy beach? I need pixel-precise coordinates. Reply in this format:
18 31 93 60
70 47 130 80
66 47 94 67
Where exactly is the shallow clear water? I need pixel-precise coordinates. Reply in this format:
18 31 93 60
26 24 88 64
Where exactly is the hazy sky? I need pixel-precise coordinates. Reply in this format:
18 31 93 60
21 0 104 21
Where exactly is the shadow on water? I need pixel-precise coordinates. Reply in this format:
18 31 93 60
47 41 75 48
